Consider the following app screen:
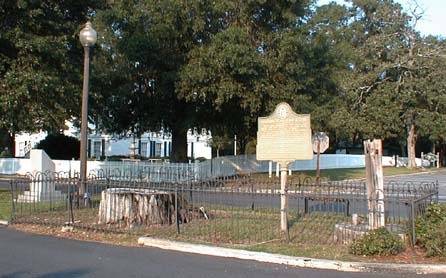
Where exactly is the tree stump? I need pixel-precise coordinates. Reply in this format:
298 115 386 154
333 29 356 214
98 188 187 227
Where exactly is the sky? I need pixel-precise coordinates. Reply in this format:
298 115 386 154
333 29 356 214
316 0 446 38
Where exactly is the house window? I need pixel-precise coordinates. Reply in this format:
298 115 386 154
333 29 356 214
140 142 148 157
155 143 162 157
93 141 101 158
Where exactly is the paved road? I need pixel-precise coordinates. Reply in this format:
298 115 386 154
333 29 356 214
384 170 446 200
0 179 9 190
0 226 443 278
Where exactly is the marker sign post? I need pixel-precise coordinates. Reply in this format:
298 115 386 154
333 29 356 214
257 103 313 234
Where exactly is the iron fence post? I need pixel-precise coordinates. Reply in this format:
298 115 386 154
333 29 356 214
175 189 180 234
411 199 416 246
435 180 439 203
68 182 74 225
9 179 15 222
304 197 309 214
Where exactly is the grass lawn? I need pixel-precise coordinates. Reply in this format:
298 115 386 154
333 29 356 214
0 189 12 221
11 206 413 262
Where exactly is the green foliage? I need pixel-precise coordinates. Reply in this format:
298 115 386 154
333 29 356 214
35 134 80 160
0 129 13 156
0 150 11 158
349 227 405 256
415 203 446 257
178 1 339 146
93 0 222 161
320 0 446 162
0 1 108 136
244 139 257 155
3 0 446 163
93 0 321 160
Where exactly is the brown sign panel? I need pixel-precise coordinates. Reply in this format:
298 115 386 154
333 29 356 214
256 103 313 162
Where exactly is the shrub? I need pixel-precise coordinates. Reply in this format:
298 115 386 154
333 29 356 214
0 148 12 158
415 203 446 257
106 155 128 161
349 227 405 256
35 134 80 160
244 139 257 155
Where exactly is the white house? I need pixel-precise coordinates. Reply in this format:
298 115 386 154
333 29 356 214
15 122 212 160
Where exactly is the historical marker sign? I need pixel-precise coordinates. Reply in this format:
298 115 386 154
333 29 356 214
257 102 313 234
257 102 313 163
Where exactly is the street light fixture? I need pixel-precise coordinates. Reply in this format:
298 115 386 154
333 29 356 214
79 21 97 196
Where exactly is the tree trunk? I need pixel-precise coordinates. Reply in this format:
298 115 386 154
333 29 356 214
169 94 189 163
171 126 188 162
407 124 417 168
98 188 186 226
440 143 446 167
98 188 208 227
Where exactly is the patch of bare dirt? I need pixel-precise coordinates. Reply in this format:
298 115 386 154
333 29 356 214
11 223 140 247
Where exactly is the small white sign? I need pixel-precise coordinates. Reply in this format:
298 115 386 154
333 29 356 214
312 132 329 153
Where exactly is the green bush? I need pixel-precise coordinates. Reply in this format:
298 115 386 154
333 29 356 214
349 227 405 256
0 148 12 158
244 139 257 155
36 134 80 160
106 155 128 161
415 203 446 257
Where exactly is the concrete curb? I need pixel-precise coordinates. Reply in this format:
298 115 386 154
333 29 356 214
138 237 446 274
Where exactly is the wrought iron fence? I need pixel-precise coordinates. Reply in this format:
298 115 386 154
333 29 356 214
90 161 197 182
7 172 438 247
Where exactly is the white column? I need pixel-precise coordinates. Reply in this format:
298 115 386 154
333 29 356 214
268 161 273 178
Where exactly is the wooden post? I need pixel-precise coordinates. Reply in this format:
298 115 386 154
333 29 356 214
316 138 321 186
279 162 290 233
364 139 385 229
